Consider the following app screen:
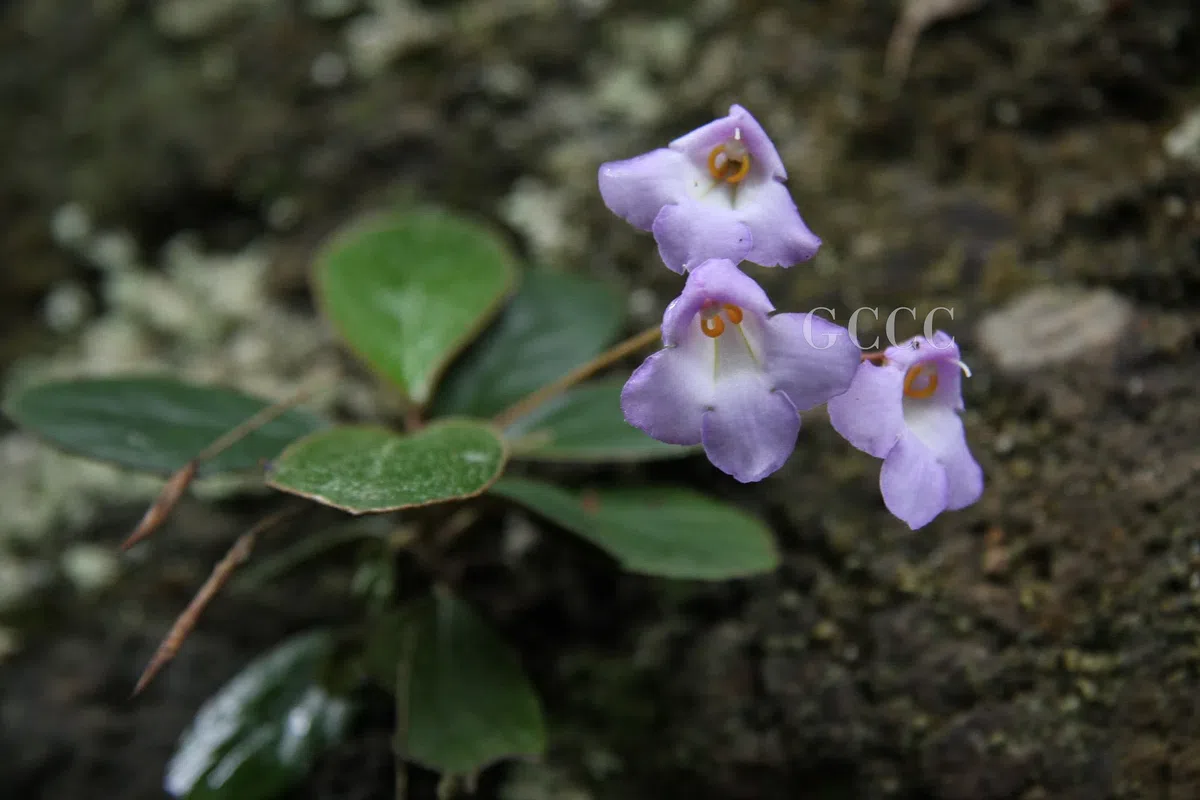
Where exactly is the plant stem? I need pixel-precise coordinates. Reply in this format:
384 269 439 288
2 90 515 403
493 324 662 428
402 402 423 433
131 505 304 695
197 382 320 462
231 521 388 593
123 380 326 550
393 622 416 800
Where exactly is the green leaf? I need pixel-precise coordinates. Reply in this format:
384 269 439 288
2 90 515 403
371 588 544 774
165 630 352 800
266 422 507 513
315 210 517 405
503 379 697 463
433 269 625 418
490 478 779 579
1 376 325 476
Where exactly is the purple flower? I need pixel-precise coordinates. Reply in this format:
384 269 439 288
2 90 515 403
621 259 859 482
598 104 822 274
827 332 984 530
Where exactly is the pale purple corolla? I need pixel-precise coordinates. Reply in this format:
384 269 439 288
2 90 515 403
598 104 822 274
621 259 860 483
826 332 983 530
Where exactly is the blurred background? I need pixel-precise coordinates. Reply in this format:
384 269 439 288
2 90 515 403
2 1 1199 798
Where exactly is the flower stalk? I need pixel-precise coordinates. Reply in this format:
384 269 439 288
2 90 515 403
493 324 663 428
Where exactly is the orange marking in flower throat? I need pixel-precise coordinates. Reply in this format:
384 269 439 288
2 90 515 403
700 316 725 337
903 363 939 398
700 303 744 338
707 145 752 184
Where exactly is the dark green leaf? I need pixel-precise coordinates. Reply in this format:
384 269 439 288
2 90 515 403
503 379 696 463
381 588 544 774
165 630 352 800
2 376 325 476
315 210 517 405
433 269 624 418
491 478 779 579
266 422 507 513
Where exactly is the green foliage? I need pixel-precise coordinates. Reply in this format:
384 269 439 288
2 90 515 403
1 377 324 475
504 379 696 463
314 210 517 405
434 269 624 418
266 422 507 513
491 478 779 579
165 631 352 800
367 588 545 775
5 205 788 794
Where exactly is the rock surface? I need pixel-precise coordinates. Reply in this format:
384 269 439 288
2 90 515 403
977 286 1135 373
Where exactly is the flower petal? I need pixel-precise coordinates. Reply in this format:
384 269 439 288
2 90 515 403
700 373 798 483
661 258 773 344
903 403 983 511
598 148 694 230
621 334 713 445
669 104 787 181
827 362 907 459
652 202 752 274
880 432 950 530
761 312 861 410
737 179 821 267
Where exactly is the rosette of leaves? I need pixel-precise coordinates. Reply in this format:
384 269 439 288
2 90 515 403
2 209 780 800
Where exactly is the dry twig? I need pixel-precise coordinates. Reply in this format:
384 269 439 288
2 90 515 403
122 461 198 550
132 506 303 695
120 382 321 550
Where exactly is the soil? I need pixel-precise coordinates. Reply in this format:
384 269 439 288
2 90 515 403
2 1 1199 799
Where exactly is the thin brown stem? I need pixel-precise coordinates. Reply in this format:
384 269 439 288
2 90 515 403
393 620 417 800
131 505 304 696
431 508 479 550
493 325 662 428
402 403 423 433
197 383 321 462
121 381 325 550
121 461 198 550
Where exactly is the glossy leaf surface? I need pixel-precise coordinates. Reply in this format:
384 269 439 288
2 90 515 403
2 376 325 476
165 631 351 800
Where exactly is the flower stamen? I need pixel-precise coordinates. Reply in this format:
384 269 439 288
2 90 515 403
903 364 939 399
700 316 726 338
698 303 744 338
707 140 752 184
